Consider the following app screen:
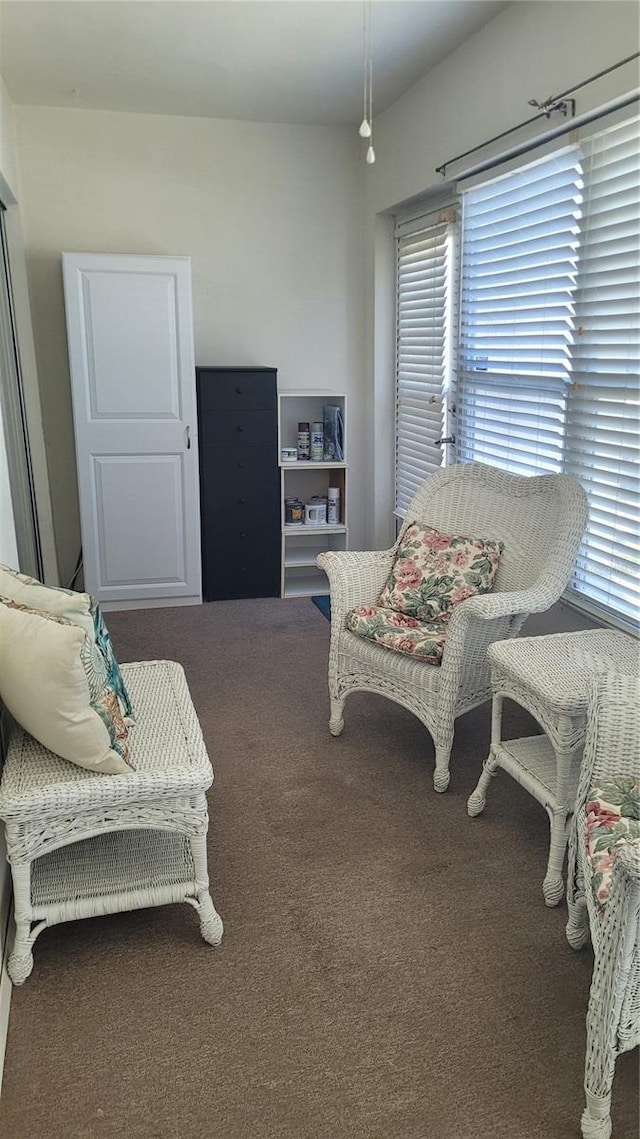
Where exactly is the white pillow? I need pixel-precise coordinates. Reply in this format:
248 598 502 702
0 600 133 775
0 564 95 635
0 563 134 723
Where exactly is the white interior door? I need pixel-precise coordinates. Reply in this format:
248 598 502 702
62 253 201 608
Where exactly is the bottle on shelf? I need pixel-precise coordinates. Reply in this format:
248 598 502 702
310 422 324 461
327 486 340 525
297 422 310 461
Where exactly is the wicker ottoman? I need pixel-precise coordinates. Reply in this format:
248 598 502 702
0 660 223 984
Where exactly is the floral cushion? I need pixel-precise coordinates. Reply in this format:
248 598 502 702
0 563 134 722
585 777 640 914
346 605 448 664
378 523 503 621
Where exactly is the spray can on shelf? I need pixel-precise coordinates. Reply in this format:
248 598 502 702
310 422 324 462
297 422 310 461
327 486 340 525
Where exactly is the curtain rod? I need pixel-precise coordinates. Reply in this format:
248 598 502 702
435 51 639 177
453 90 639 185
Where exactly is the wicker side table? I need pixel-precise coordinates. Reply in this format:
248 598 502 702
467 630 639 906
0 660 223 984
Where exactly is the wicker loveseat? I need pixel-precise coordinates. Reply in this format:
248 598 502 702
317 462 588 792
0 660 223 983
565 672 640 1139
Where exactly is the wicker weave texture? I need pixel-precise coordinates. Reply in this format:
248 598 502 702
0 659 213 823
565 674 640 1139
317 463 588 792
488 631 639 721
0 660 223 983
468 632 637 907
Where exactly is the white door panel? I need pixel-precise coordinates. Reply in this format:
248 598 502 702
63 253 201 607
92 455 186 590
82 271 180 420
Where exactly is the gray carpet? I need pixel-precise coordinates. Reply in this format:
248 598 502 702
0 599 637 1138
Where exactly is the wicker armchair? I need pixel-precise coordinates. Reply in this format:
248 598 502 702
565 673 640 1139
317 462 588 792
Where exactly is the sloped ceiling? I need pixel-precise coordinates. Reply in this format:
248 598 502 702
0 0 508 125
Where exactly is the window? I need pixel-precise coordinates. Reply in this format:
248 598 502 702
564 118 639 622
395 114 639 628
457 148 583 476
395 212 456 516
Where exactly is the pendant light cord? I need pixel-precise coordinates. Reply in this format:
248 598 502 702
362 0 374 162
368 16 373 130
363 4 368 125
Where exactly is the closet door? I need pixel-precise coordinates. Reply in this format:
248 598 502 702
62 253 201 608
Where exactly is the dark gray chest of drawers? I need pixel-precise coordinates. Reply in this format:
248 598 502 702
196 367 280 601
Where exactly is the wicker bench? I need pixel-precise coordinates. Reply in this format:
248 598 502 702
0 659 223 984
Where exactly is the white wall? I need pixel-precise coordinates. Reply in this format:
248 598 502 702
8 2 639 570
0 72 57 583
0 72 19 196
12 106 364 585
364 0 640 547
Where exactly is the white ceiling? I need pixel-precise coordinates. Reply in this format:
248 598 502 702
0 0 508 126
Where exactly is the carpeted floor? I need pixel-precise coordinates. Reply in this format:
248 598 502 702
0 599 637 1139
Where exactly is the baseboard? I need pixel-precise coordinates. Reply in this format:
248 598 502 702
100 595 202 612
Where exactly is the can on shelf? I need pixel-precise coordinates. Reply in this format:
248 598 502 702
305 496 327 526
285 497 304 525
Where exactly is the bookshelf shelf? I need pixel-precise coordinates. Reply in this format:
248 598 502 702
277 392 348 599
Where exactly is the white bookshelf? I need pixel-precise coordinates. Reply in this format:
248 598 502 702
278 391 347 599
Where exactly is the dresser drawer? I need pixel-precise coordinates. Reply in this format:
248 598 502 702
204 562 280 601
202 490 279 531
201 520 280 601
203 408 277 449
197 369 276 412
199 444 277 488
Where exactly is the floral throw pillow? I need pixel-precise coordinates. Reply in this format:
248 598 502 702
346 605 449 664
585 776 640 915
378 522 504 621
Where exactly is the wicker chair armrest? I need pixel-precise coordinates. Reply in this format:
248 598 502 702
317 549 395 612
436 603 515 709
615 841 640 885
460 585 557 621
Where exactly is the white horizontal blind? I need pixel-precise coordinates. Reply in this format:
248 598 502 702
565 116 640 624
395 219 454 515
457 149 584 475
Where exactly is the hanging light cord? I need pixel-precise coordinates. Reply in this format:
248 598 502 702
362 6 368 131
367 14 374 163
358 1 375 162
